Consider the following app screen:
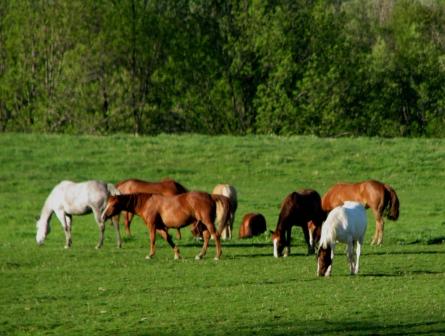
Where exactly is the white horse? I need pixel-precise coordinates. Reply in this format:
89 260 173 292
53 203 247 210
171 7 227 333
317 201 367 276
36 180 122 249
212 184 237 240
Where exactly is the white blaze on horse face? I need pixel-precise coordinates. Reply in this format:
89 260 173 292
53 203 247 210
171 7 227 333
309 228 314 248
325 265 332 277
273 238 279 258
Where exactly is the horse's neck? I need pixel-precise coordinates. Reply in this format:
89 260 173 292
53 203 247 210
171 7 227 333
39 198 54 223
123 194 147 215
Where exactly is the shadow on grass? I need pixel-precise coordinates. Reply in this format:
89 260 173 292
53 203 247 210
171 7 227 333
132 319 445 336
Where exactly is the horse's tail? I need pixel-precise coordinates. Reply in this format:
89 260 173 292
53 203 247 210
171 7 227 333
107 183 121 196
384 184 400 221
211 194 231 236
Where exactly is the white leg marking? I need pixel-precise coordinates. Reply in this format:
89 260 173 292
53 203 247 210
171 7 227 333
273 238 279 258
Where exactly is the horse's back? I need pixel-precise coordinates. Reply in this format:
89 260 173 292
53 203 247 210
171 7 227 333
322 202 367 245
116 178 187 196
212 184 237 209
50 180 109 214
239 213 266 238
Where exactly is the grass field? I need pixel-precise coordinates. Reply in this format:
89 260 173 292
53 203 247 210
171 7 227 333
0 133 444 335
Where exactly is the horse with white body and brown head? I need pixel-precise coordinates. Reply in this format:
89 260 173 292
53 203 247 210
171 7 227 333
317 201 368 277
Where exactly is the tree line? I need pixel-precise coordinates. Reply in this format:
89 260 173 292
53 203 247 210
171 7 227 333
1 0 444 137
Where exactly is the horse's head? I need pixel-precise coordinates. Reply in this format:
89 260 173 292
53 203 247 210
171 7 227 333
100 196 122 222
271 230 285 258
317 246 333 277
35 217 51 245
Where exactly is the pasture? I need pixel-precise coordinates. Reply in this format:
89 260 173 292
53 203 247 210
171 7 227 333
0 133 444 335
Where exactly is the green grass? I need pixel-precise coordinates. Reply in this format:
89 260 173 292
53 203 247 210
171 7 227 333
0 133 444 335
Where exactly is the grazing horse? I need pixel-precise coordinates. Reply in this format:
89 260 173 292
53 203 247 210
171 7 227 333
211 184 238 240
321 179 399 245
271 189 326 257
36 180 122 249
239 213 267 239
317 202 367 277
115 178 188 237
100 192 231 260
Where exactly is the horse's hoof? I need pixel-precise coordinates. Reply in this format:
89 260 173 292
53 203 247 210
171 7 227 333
195 255 202 260
214 257 220 261
145 255 152 260
174 255 182 260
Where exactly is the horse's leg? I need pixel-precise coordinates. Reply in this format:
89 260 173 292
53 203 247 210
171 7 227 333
55 210 71 248
124 211 134 237
145 219 157 259
158 229 181 260
283 227 292 257
195 229 210 260
92 208 105 249
205 220 221 260
371 208 384 245
176 228 182 240
354 240 362 274
346 241 355 275
302 224 314 255
111 214 122 248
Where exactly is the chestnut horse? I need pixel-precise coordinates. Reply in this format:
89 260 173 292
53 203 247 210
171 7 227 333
101 192 230 260
239 213 267 239
271 189 326 257
115 178 188 237
321 179 399 245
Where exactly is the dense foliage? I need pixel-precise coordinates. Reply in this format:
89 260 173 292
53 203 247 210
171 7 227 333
1 0 444 136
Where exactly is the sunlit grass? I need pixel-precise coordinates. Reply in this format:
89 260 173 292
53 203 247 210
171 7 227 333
0 133 444 335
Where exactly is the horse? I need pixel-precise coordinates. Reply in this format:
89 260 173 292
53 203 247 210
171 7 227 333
321 179 399 245
36 180 122 249
271 189 326 257
211 184 237 240
239 213 267 239
317 201 368 277
100 191 231 260
115 178 188 237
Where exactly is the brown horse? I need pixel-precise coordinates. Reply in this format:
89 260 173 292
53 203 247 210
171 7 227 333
101 191 230 260
271 189 326 257
321 179 400 245
239 213 267 239
115 178 188 236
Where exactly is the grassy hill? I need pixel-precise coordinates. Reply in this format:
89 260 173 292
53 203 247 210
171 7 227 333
0 133 444 335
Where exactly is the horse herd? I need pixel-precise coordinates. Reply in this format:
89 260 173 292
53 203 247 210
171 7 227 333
35 178 400 276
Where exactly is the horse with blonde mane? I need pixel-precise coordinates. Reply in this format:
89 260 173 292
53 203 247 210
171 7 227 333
101 191 231 260
36 180 122 249
211 184 237 240
317 201 367 277
322 179 399 245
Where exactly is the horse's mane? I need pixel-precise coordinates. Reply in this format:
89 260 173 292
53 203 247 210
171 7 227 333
120 193 153 213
